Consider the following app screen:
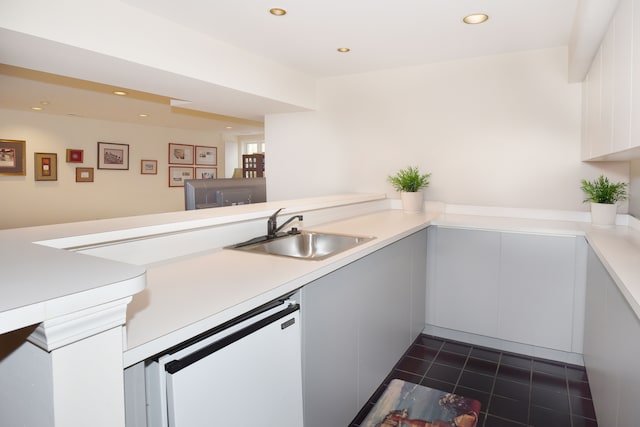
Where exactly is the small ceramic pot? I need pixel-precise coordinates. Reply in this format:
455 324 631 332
590 202 617 226
400 191 423 213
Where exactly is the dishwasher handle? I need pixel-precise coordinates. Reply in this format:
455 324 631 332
164 303 300 375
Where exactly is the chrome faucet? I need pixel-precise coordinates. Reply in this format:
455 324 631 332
267 208 303 238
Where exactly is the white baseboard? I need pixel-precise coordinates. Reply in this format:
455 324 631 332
422 324 585 366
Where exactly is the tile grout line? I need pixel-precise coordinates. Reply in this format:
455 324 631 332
566 364 575 427
418 340 445 384
481 351 501 427
452 346 471 390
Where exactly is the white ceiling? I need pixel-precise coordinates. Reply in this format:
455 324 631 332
0 65 266 134
2 0 581 131
123 0 579 78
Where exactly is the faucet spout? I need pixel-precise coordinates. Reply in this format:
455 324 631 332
267 208 303 238
267 208 283 237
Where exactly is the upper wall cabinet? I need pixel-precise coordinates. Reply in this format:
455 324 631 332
582 0 640 161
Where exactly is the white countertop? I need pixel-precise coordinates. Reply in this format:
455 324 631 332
2 195 639 369
0 193 383 337
0 239 145 335
123 209 434 365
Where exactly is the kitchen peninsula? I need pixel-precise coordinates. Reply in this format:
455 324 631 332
1 193 639 426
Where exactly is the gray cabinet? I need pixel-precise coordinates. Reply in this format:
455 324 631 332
583 247 640 426
498 232 578 351
427 226 584 353
300 229 427 427
427 227 500 337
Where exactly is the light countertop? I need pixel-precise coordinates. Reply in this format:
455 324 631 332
2 195 639 369
123 209 434 365
123 208 640 366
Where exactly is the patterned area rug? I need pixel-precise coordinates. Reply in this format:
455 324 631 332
361 379 481 427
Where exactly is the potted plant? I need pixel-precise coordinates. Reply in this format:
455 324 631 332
388 166 431 213
580 175 627 226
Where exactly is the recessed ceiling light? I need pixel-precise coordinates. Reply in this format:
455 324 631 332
337 47 351 53
40 101 50 105
138 114 149 118
269 8 286 16
463 14 489 24
30 106 43 111
113 90 128 96
225 126 233 129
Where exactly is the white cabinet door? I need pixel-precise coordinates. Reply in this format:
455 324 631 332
166 309 303 427
497 233 577 351
598 27 615 157
612 0 633 153
582 0 638 159
429 227 500 337
583 47 604 159
631 0 640 147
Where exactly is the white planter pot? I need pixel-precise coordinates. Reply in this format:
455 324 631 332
590 202 617 226
400 191 423 213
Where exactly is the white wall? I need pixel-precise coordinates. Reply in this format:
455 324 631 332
266 47 628 212
224 140 239 178
0 109 224 229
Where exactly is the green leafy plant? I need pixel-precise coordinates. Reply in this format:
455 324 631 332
387 166 431 192
580 175 627 204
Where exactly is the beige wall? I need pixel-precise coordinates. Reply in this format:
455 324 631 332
0 109 224 229
266 47 629 212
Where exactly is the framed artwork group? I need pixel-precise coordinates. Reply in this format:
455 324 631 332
168 143 217 187
1 139 218 187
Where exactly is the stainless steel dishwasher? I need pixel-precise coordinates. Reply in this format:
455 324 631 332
145 299 303 426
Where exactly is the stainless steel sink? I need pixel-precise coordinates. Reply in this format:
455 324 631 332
228 231 375 260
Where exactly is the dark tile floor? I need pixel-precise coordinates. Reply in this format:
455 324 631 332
350 334 598 427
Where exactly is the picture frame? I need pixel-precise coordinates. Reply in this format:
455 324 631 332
140 159 158 175
195 167 217 179
75 167 94 182
98 142 129 170
168 166 194 187
0 139 26 176
195 145 217 166
168 143 194 165
34 152 58 181
66 149 84 163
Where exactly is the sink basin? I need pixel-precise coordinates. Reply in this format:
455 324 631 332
228 231 375 260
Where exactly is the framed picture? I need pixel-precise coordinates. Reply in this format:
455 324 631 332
98 142 129 170
169 166 194 187
34 152 58 181
0 139 26 176
75 167 94 182
195 167 217 179
168 143 194 165
141 159 158 175
66 149 84 163
195 145 217 166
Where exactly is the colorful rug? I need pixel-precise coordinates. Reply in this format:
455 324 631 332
360 379 481 427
